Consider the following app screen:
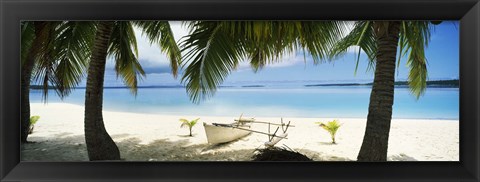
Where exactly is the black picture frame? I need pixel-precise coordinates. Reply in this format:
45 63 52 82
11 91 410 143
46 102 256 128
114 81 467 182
1 0 478 181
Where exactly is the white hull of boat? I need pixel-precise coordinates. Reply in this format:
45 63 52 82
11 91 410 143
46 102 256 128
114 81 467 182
203 123 251 144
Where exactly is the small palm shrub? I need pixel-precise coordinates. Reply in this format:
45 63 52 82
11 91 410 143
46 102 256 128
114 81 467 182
179 118 200 137
29 115 40 134
315 119 342 144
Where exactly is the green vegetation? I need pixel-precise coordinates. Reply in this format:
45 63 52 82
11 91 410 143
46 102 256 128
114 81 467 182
29 115 40 134
315 120 342 144
305 79 459 88
180 118 200 137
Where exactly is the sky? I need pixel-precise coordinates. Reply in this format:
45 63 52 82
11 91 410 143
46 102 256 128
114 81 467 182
99 21 459 87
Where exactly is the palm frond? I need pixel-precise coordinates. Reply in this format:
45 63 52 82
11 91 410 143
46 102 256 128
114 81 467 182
297 21 349 64
400 21 433 98
31 21 63 102
190 118 200 126
52 21 97 98
108 21 145 96
179 118 199 128
180 21 348 103
180 21 245 103
31 21 97 101
329 21 377 74
29 115 40 125
236 21 346 69
180 120 188 128
134 21 182 77
21 21 35 65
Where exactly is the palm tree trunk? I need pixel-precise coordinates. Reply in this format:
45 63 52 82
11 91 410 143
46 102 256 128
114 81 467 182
84 21 120 161
21 22 46 143
357 21 400 161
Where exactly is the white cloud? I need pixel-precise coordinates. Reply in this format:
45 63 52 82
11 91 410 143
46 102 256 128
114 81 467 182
105 21 189 72
234 52 306 72
134 21 189 68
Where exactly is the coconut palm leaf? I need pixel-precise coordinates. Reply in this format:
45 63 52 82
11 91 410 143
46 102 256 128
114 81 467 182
399 21 433 98
296 21 349 64
134 21 181 77
21 21 35 65
31 21 62 101
31 21 97 101
52 21 97 98
179 118 190 128
223 21 347 67
329 21 377 74
180 21 347 103
108 21 145 95
329 21 434 99
29 115 40 125
179 118 200 128
180 21 246 103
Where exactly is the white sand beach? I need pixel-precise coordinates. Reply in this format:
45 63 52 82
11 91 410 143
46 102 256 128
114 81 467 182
21 103 459 161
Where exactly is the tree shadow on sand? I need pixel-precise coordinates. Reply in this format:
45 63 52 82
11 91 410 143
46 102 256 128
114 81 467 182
116 137 256 161
294 148 352 161
22 134 90 161
22 133 392 162
22 134 255 161
388 153 418 161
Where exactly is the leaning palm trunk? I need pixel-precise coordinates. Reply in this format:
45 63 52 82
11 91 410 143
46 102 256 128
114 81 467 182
357 21 400 161
21 22 46 143
84 21 120 160
21 46 35 143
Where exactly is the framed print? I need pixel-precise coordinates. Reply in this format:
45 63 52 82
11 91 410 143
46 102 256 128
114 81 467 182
1 0 479 181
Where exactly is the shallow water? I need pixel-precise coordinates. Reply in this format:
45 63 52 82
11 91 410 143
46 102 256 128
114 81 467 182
30 85 459 119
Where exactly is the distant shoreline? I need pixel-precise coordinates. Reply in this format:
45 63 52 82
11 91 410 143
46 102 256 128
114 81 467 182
304 79 459 88
30 79 459 89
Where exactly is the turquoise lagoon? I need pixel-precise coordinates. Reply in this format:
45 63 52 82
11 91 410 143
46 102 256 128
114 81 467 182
30 82 459 120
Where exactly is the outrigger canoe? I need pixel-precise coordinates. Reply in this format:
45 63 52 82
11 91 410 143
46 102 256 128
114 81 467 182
203 122 251 144
203 117 293 145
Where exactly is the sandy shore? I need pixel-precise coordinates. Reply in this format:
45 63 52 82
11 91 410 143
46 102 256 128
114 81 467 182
21 103 459 161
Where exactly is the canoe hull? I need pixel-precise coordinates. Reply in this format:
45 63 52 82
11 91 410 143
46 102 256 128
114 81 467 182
203 123 251 144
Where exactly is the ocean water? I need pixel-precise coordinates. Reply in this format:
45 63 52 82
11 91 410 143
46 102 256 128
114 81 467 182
30 84 459 119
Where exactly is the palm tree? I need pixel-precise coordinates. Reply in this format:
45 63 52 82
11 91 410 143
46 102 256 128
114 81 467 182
179 21 436 161
329 21 435 161
21 21 47 143
21 21 95 143
316 120 342 144
84 21 180 160
179 118 200 136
